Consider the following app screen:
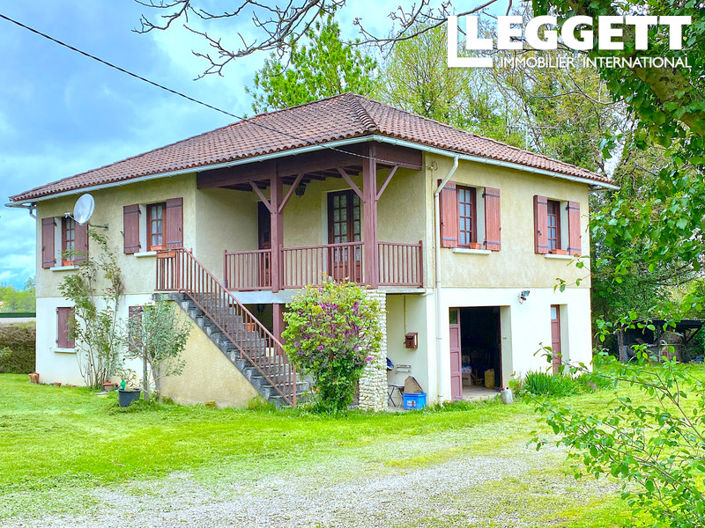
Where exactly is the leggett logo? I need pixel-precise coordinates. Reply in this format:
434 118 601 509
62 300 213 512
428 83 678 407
447 15 692 69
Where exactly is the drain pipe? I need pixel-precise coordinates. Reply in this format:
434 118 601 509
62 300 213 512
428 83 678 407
433 156 458 402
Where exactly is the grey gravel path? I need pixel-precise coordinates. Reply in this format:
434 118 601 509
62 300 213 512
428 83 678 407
5 438 615 528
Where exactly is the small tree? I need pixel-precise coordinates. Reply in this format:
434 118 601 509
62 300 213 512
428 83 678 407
126 301 191 401
533 341 705 527
282 281 382 412
59 231 125 389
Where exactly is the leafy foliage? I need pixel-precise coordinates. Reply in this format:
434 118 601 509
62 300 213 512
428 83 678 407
534 351 705 527
0 324 35 374
125 301 190 401
282 281 382 412
0 279 35 313
248 16 377 113
523 372 581 397
58 230 125 389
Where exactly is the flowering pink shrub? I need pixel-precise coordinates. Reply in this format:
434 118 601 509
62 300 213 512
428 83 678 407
282 281 382 412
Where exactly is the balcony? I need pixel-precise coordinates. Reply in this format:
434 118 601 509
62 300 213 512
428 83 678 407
224 240 423 291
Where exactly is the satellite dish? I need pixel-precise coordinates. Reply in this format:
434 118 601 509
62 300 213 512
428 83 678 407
73 194 95 225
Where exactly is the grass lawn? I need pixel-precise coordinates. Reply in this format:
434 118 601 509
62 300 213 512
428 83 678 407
0 372 672 527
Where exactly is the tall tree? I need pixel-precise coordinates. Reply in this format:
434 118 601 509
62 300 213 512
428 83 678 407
247 16 377 113
378 25 522 146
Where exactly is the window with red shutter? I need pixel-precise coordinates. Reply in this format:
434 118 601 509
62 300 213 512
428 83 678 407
567 201 582 256
74 222 89 264
546 200 561 251
534 195 549 254
61 217 76 266
439 181 458 248
483 187 501 251
147 203 166 250
165 197 183 249
57 307 75 349
123 204 141 254
128 305 144 353
41 217 56 269
457 186 477 247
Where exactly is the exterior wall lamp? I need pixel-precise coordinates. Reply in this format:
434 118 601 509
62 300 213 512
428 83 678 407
519 290 530 304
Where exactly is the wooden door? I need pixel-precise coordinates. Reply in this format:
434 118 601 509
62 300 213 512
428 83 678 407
449 308 463 400
551 305 562 374
328 190 361 281
257 202 272 287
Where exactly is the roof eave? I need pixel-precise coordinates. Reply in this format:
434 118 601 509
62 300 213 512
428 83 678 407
10 133 616 202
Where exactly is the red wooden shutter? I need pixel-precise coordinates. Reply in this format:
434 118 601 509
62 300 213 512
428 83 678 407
165 197 183 249
534 195 549 254
439 181 458 248
41 217 56 269
483 187 501 251
123 204 141 254
74 223 89 264
57 307 75 348
567 201 582 256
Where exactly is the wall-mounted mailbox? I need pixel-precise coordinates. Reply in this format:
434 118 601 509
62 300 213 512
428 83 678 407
405 332 418 349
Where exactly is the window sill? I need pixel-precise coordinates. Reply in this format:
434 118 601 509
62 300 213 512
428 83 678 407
135 251 158 258
50 265 80 272
544 253 574 260
54 348 76 354
452 248 491 256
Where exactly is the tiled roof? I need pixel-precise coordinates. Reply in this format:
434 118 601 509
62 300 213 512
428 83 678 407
10 93 611 202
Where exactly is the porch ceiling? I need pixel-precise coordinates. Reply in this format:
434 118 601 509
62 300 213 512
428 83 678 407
196 140 422 192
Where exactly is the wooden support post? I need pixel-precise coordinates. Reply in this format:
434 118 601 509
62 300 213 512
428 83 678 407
363 144 379 288
272 303 284 343
270 172 283 292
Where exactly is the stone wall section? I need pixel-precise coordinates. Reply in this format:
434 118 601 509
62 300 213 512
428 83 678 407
358 290 387 412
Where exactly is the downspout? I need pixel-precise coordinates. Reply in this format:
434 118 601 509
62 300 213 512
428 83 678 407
433 156 458 402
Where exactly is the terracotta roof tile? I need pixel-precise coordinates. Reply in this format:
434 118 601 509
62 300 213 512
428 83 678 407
10 93 611 202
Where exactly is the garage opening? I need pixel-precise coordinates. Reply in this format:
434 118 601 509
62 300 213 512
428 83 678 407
449 307 502 400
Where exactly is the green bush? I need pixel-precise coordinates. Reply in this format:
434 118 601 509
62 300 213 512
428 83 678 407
523 372 580 397
282 281 383 413
0 323 35 374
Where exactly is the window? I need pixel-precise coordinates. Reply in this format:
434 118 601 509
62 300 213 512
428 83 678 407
123 198 183 255
128 305 144 353
457 186 477 247
147 203 165 250
546 200 561 251
61 217 76 266
57 307 75 349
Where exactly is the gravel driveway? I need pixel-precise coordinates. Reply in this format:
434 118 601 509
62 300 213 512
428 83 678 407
6 424 617 528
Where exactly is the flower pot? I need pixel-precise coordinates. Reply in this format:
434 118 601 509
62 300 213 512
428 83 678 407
550 249 567 255
245 322 256 332
118 389 141 407
53 382 62 387
467 242 482 250
28 372 39 384
102 381 118 392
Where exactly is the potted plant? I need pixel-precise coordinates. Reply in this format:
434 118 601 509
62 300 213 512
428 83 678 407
117 377 141 407
551 248 567 255
468 242 482 250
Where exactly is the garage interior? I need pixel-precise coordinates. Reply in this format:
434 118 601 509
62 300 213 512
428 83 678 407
460 307 502 398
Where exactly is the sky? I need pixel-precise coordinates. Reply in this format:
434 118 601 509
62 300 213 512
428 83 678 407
0 0 408 289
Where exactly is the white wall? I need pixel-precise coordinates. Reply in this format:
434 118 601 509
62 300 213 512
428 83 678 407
36 294 154 386
428 287 592 402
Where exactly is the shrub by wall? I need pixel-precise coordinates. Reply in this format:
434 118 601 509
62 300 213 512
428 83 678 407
0 323 36 374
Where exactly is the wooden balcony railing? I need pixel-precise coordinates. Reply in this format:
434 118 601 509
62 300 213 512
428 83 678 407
155 248 297 406
282 241 364 289
224 249 272 291
378 241 423 287
224 240 423 290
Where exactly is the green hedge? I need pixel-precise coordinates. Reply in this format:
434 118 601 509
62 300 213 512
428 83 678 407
0 323 35 374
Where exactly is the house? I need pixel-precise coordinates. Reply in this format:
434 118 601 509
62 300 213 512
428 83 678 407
7 93 615 409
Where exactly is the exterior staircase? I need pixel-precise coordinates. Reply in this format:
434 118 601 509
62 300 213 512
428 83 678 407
154 248 308 407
